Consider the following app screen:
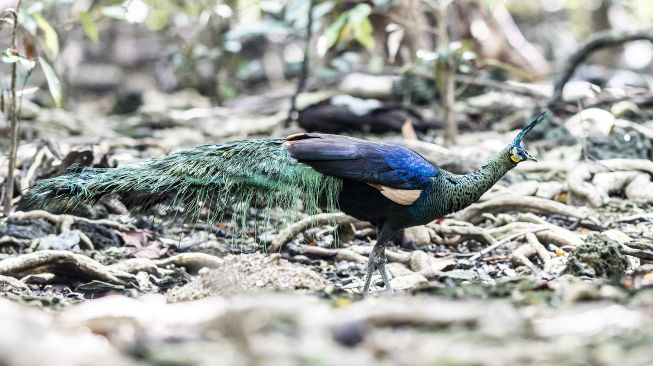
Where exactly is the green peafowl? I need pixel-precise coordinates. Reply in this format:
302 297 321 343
24 112 545 292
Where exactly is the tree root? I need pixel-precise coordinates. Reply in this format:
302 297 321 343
109 253 224 275
0 235 32 247
156 253 224 274
455 196 587 224
426 222 497 246
8 210 133 232
0 250 134 285
621 239 653 261
469 227 547 262
510 233 553 273
268 212 359 252
567 159 653 206
0 250 228 286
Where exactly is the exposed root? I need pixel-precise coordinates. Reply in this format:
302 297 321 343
8 210 132 232
0 274 28 289
268 212 358 252
487 221 585 248
567 159 653 206
156 253 224 274
0 250 134 285
621 239 653 261
511 233 553 273
427 221 497 246
0 235 32 247
469 227 548 262
109 253 224 275
456 196 587 224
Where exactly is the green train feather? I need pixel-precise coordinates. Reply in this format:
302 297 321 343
24 140 342 232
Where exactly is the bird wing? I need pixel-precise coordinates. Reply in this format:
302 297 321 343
283 133 438 205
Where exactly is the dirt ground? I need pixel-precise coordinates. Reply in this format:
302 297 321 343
2 85 653 365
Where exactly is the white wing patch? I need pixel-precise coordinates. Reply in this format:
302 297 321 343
369 184 422 206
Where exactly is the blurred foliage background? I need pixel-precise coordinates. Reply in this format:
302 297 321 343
0 0 651 114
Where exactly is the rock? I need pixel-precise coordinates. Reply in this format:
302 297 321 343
586 130 652 160
437 269 478 281
388 263 428 290
409 251 455 279
562 80 600 103
33 230 81 251
625 174 653 203
611 101 641 119
402 226 432 247
565 108 614 139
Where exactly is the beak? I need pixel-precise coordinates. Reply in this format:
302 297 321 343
523 150 538 162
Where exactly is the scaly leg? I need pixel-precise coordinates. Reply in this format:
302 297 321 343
363 225 394 293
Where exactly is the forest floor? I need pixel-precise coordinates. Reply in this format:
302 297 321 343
1 85 653 366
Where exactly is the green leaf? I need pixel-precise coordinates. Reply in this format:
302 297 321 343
1 48 21 63
38 57 62 108
33 13 59 56
347 3 372 24
322 3 375 52
79 11 99 43
323 15 347 49
1 48 36 69
352 17 375 50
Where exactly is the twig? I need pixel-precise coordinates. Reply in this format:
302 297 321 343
285 0 314 127
3 3 21 216
469 227 547 261
268 212 358 252
549 28 653 108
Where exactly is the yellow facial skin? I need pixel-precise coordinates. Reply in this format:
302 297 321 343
509 147 522 163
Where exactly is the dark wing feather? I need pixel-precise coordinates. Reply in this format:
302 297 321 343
283 133 438 189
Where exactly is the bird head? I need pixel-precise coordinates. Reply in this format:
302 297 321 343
508 112 546 163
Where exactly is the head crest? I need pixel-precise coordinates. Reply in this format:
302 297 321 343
512 111 547 146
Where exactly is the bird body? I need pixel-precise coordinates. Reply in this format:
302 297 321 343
25 113 545 292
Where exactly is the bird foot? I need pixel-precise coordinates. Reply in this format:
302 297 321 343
362 249 393 294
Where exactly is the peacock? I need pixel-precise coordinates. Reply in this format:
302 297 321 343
24 112 545 292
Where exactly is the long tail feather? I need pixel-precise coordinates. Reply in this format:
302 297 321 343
24 140 342 230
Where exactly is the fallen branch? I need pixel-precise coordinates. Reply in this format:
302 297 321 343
268 212 358 252
549 28 653 108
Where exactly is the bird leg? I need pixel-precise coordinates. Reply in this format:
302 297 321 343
363 226 393 293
